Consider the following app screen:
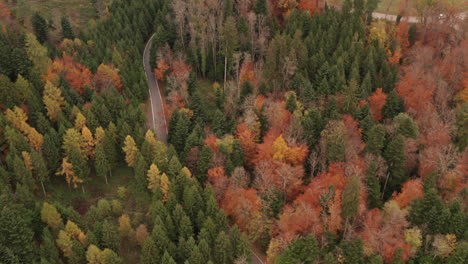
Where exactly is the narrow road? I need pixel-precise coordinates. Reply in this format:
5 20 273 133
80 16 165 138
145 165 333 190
371 11 467 23
143 34 168 144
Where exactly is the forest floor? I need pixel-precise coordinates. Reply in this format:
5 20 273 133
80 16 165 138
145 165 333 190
43 166 133 215
6 0 96 29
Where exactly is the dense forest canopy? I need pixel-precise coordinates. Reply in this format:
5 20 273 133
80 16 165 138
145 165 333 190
0 0 467 263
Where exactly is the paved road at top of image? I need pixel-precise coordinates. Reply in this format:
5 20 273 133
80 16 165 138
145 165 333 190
372 11 467 23
143 34 168 144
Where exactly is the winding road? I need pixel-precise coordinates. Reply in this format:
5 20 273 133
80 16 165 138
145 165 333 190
143 34 168 144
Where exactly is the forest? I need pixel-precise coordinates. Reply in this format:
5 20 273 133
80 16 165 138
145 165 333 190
0 0 467 263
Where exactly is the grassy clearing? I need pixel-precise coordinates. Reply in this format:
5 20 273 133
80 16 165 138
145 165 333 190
43 165 133 213
7 0 96 30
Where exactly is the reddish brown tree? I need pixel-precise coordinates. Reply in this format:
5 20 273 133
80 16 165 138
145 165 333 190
221 186 262 230
368 88 388 121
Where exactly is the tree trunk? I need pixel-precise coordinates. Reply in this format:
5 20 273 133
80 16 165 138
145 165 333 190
381 171 390 199
213 42 217 79
224 55 227 90
104 173 108 185
41 181 46 197
81 185 85 194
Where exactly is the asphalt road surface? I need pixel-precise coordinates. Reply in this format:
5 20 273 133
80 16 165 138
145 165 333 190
143 34 168 144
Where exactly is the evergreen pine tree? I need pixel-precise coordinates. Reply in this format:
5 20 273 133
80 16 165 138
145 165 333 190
32 13 48 43
254 0 267 15
383 135 406 196
285 93 297 112
95 143 110 184
365 124 386 155
61 16 75 40
101 220 119 252
276 234 319 264
197 146 213 183
0 205 34 262
214 231 232 264
382 90 405 119
40 227 60 263
140 237 160 264
365 159 382 209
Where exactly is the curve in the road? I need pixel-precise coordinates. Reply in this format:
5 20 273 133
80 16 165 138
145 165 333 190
143 34 168 144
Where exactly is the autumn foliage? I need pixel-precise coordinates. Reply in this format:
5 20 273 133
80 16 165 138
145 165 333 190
94 64 122 92
45 54 93 94
154 59 169 81
393 179 423 208
359 203 411 262
276 163 346 242
368 88 388 121
239 61 255 85
221 186 262 230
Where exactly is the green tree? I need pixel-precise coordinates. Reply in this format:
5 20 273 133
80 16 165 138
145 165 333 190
214 231 232 264
161 251 176 264
68 147 90 191
61 16 75 40
382 90 405 119
32 13 48 43
254 0 267 15
95 143 110 184
101 220 119 252
365 159 382 209
393 113 419 138
0 205 34 262
221 16 239 86
383 135 406 196
140 237 160 264
285 92 297 112
43 128 61 172
40 227 60 263
30 150 48 196
100 248 122 264
25 33 51 76
276 234 319 264
197 146 213 183
365 124 386 155
341 176 361 238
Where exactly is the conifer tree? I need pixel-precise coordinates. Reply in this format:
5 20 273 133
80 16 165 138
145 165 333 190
32 12 48 43
101 220 119 252
140 237 160 264
254 0 267 15
25 33 51 76
95 143 110 184
214 231 232 264
341 176 361 238
160 173 170 201
0 205 34 262
365 159 382 209
147 163 161 192
383 135 406 196
40 227 60 263
123 135 138 167
43 81 65 121
276 234 319 264
365 124 386 155
382 90 405 119
197 146 213 183
68 147 90 191
30 150 48 196
61 16 75 40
